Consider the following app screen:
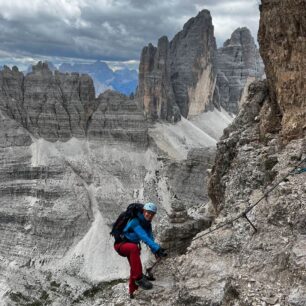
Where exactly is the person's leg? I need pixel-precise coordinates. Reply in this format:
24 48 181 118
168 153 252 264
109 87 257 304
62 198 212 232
115 242 142 294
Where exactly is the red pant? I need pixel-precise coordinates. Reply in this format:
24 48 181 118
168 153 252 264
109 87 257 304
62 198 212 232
114 242 142 294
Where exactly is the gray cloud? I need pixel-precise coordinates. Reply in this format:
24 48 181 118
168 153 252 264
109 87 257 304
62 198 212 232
0 0 260 69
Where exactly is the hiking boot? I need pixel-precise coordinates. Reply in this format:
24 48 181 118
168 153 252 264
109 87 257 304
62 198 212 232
143 273 155 281
135 276 153 290
129 293 135 299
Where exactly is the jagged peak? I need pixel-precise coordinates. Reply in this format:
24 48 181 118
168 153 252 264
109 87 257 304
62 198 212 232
223 27 255 47
182 9 212 33
1 65 20 73
158 35 169 45
31 61 53 75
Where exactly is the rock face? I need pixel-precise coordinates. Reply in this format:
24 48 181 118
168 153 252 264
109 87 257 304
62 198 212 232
137 37 180 122
216 27 264 114
87 90 148 146
173 79 306 305
258 0 306 141
158 1 305 304
0 62 147 145
137 10 218 121
137 13 265 122
0 113 93 268
0 62 94 141
170 10 217 117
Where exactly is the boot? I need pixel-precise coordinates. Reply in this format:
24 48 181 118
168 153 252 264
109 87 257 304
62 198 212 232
144 272 155 281
135 276 153 290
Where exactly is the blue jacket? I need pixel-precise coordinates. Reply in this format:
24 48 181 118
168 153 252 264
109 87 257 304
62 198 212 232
123 212 160 254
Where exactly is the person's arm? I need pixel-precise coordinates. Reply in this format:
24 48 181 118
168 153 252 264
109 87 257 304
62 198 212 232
148 227 155 242
133 224 160 253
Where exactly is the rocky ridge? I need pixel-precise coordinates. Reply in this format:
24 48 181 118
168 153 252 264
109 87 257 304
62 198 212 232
0 62 147 145
93 81 305 306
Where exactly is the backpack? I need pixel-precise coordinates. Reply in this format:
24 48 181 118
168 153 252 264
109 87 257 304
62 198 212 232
110 203 144 243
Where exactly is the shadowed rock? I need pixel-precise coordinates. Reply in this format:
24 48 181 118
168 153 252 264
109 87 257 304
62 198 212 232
258 0 306 141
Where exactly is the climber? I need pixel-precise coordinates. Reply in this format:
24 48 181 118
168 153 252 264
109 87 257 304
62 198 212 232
113 202 167 299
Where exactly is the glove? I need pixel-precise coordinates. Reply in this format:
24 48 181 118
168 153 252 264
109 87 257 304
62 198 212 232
155 247 167 258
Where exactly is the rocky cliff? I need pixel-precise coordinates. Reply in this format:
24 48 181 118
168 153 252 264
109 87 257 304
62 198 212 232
216 27 264 114
258 0 306 142
137 37 180 122
137 12 265 122
137 10 218 121
87 90 148 145
0 62 147 145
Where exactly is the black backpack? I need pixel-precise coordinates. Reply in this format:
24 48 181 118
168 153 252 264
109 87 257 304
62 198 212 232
110 203 144 243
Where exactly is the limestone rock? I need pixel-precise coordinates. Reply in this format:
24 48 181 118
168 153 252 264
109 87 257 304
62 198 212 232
216 27 264 114
137 37 180 122
258 0 306 141
0 65 24 125
137 10 218 121
0 62 148 145
87 90 148 146
0 62 95 141
170 10 217 117
0 113 92 268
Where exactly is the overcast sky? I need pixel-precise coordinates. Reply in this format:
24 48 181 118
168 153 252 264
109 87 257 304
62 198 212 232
0 0 260 71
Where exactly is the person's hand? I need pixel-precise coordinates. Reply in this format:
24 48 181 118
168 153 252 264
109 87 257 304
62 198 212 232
155 247 167 258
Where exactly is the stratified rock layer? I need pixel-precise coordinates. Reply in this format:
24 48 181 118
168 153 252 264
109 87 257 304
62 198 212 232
216 27 264 114
87 90 148 146
0 114 92 267
0 62 94 141
0 62 147 145
258 0 306 141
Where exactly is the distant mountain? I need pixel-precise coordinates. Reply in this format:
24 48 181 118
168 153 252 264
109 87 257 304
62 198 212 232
111 68 138 96
25 61 57 74
58 61 138 96
25 60 138 96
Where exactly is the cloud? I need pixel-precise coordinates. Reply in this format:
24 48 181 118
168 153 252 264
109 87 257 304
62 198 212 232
0 0 260 67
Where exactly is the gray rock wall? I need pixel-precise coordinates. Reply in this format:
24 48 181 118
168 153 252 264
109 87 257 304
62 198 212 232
137 37 180 122
215 27 264 114
87 90 148 146
137 10 218 121
0 62 147 145
137 14 265 122
0 114 92 266
170 10 217 117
